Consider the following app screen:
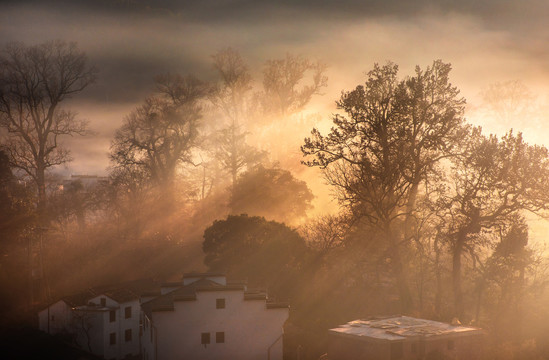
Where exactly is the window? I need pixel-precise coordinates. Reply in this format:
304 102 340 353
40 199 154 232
390 342 403 360
125 306 132 319
109 310 116 322
125 329 132 342
201 332 210 345
411 342 417 354
110 332 116 345
50 315 55 321
216 332 225 343
447 340 455 350
100 298 106 307
216 298 225 309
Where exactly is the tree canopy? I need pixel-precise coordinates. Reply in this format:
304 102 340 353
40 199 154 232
203 214 307 296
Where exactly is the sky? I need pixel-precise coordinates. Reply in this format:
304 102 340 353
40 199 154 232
2 0 549 174
2 0 549 234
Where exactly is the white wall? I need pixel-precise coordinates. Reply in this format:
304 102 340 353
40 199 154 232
152 289 288 360
38 300 72 335
72 309 105 357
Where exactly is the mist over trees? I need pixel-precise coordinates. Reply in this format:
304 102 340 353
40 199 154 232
3 40 549 360
0 41 97 222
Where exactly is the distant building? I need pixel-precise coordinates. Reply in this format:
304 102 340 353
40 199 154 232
61 174 109 190
38 279 158 360
141 273 289 360
328 316 483 360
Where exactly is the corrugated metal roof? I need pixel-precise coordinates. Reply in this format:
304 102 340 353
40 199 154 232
329 316 482 341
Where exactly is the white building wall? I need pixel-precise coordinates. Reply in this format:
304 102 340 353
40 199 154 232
142 314 156 360
72 309 106 357
153 290 288 360
86 296 141 359
38 300 72 335
120 299 141 358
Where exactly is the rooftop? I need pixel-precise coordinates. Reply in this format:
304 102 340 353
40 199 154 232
330 316 482 341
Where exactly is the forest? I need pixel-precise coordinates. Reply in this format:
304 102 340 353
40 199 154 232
2 40 549 359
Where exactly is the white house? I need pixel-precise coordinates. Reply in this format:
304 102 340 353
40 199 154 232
38 279 157 360
141 273 289 360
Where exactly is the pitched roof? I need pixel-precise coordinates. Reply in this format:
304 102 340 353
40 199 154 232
46 279 160 310
142 278 256 317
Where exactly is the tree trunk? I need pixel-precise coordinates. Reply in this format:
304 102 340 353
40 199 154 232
386 224 414 313
452 230 466 320
36 164 47 225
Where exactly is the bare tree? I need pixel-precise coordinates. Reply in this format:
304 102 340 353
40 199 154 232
302 61 466 312
258 53 327 119
209 48 265 191
110 74 208 188
0 41 96 220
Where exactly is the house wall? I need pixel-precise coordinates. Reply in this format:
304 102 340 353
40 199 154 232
328 335 391 360
153 290 288 360
328 333 484 360
82 296 142 360
141 313 156 360
38 300 72 335
72 309 106 357
120 299 141 358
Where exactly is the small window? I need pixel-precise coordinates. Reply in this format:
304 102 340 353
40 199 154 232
110 332 116 345
100 298 106 307
216 298 225 309
216 332 225 343
125 306 132 319
51 315 55 321
125 329 132 342
201 332 210 345
110 310 116 322
447 340 455 350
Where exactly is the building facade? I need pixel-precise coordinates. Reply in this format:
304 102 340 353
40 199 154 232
38 280 156 360
141 273 289 360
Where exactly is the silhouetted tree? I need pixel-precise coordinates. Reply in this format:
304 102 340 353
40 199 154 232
258 54 327 119
209 48 265 191
202 214 307 297
302 60 466 312
436 130 549 319
110 74 208 189
0 41 96 220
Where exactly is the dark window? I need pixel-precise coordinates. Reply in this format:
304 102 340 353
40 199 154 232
216 332 225 343
411 342 417 354
51 315 55 321
216 298 225 309
125 306 132 319
110 332 116 345
125 329 132 342
447 340 455 350
201 332 210 345
390 342 403 360
100 298 106 307
110 310 116 322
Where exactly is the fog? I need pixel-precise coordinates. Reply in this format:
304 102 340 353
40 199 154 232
3 1 549 359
